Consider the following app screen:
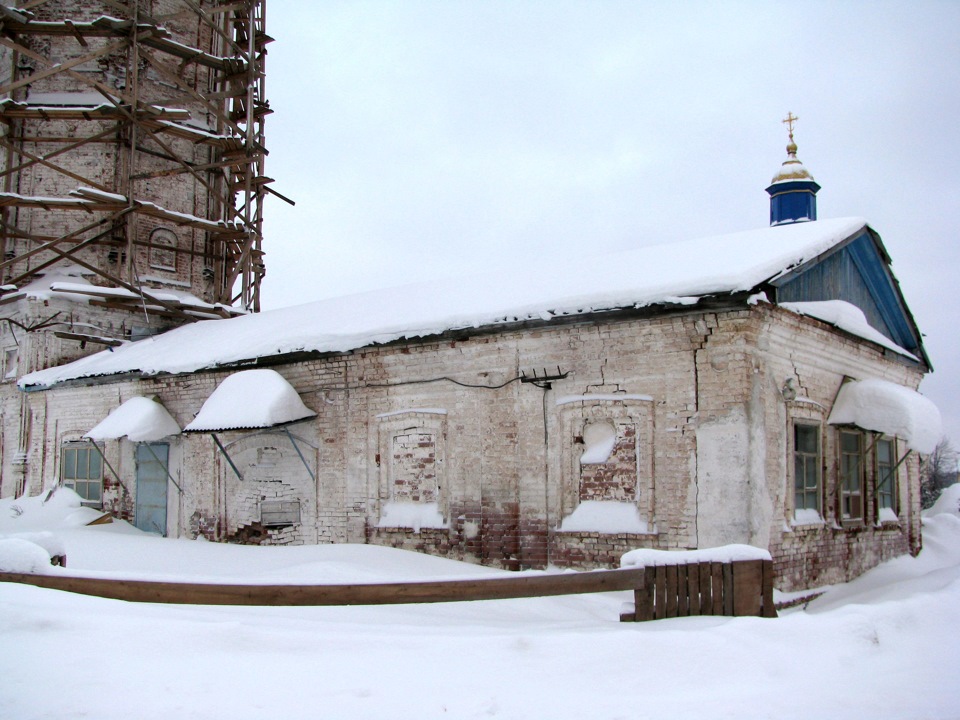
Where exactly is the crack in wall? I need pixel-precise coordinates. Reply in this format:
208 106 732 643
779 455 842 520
691 315 716 548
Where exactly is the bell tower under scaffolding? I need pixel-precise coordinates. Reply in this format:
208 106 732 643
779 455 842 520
0 0 276 373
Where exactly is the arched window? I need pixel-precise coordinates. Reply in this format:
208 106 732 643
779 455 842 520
149 228 177 272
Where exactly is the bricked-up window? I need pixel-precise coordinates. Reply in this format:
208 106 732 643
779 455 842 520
839 430 864 522
876 438 898 520
556 396 654 530
391 432 438 503
61 442 103 507
376 410 448 531
579 420 639 503
793 423 821 520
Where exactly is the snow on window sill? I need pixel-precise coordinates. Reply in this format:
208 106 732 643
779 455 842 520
789 509 824 528
556 501 654 535
877 507 900 525
376 501 448 532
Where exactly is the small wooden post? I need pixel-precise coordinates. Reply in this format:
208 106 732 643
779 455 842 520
676 564 689 616
665 565 679 618
687 561 701 615
761 559 777 618
732 560 763 616
655 565 667 620
722 563 734 616
635 567 655 621
699 562 712 615
711 562 724 615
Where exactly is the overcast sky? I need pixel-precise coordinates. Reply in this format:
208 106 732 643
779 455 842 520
259 1 960 443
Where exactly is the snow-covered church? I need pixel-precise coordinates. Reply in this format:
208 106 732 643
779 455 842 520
0 2 939 593
0 134 938 592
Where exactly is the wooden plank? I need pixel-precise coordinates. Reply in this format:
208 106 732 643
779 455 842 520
761 559 778 618
711 563 724 615
0 567 647 607
53 331 123 347
687 562 700 616
0 15 243 72
665 565 679 618
732 560 763 617
722 563 734 616
635 567 655 621
676 564 688 616
654 565 666 620
698 562 712 615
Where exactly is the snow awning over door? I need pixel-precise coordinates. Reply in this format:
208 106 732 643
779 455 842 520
183 369 315 432
84 396 181 442
827 378 941 454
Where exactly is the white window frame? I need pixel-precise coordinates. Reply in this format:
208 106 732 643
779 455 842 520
61 441 104 508
875 436 899 522
792 421 822 522
839 429 865 523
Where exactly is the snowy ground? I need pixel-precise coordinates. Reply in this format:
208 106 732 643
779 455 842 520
2 488 959 720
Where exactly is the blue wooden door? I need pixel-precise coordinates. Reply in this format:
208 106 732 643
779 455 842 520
135 443 169 535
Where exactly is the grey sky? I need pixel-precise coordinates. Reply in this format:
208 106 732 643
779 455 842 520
259 1 960 442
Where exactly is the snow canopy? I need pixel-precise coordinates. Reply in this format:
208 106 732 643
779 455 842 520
84 396 181 442
828 378 942 454
20 218 871 388
183 369 315 432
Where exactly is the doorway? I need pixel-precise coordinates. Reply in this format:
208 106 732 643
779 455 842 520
135 443 169 535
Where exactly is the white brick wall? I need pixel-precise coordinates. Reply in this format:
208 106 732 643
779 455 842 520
0 300 927 591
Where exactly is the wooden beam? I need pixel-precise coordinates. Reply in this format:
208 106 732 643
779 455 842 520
7 222 199 322
53 331 122 347
0 208 130 278
0 566 647 608
139 47 248 149
0 8 245 72
0 35 131 97
63 19 89 47
0 104 189 122
181 0 248 61
0 31 155 125
0 126 119 182
88 298 231 321
0 136 113 193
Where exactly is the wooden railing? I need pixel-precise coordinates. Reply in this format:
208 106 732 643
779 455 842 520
621 559 777 621
0 558 776 621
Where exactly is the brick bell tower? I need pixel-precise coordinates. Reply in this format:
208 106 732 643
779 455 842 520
0 0 275 382
0 0 278 499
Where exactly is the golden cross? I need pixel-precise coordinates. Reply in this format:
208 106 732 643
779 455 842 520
782 112 799 141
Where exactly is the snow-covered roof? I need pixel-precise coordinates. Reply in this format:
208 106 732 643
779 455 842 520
183 369 316 432
828 378 942 454
84 396 181 442
20 218 870 389
780 300 916 359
